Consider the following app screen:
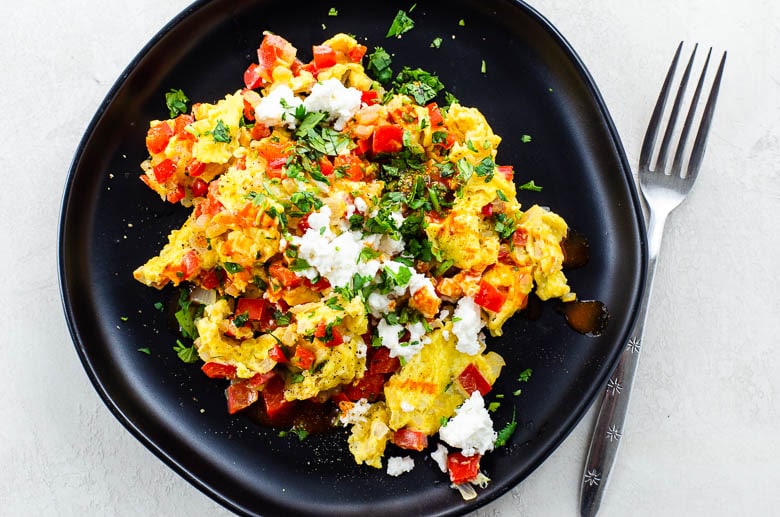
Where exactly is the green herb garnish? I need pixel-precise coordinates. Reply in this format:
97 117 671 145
165 88 189 118
386 8 415 38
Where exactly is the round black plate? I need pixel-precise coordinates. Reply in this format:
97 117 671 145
59 1 645 515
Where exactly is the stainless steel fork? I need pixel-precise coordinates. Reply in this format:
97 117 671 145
579 43 727 517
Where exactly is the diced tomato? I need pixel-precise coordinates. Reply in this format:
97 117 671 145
181 249 200 279
481 203 494 217
292 346 315 370
354 138 371 156
312 45 337 69
258 140 290 168
268 262 302 288
250 123 271 140
245 370 277 389
372 124 405 154
269 343 288 363
497 165 514 181
474 280 507 313
236 297 267 321
200 268 221 290
392 428 429 451
186 159 206 177
427 102 444 128
314 321 343 347
166 185 186 204
152 158 177 183
241 89 261 121
447 452 481 485
258 33 296 71
344 373 385 401
198 182 224 217
303 276 330 291
349 44 368 63
146 122 173 154
333 154 365 181
368 346 400 375
457 363 492 397
262 375 296 420
191 178 208 197
173 114 194 137
243 63 265 89
201 362 237 379
512 228 528 247
361 90 379 106
318 156 334 176
226 382 258 414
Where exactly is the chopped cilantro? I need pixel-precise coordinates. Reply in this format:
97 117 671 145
328 7 338 16
173 339 198 364
488 401 501 412
521 134 532 143
494 408 518 447
165 88 189 118
358 246 381 263
518 368 533 382
494 212 516 240
245 191 267 206
519 180 543 192
291 428 309 441
393 67 445 105
223 262 244 274
137 347 151 355
290 191 323 213
431 37 443 48
153 301 164 311
233 311 250 328
210 119 231 143
386 8 415 38
174 289 200 340
324 297 344 311
367 47 393 84
474 157 495 180
481 59 487 74
458 19 465 26
288 258 311 271
496 190 508 202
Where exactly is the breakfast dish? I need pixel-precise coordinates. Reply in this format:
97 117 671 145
133 32 577 496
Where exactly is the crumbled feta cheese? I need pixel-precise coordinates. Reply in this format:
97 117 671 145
303 78 362 131
386 456 415 477
408 272 435 296
377 234 405 256
355 338 368 359
452 296 485 355
377 319 430 362
305 204 333 234
367 292 393 318
353 196 368 213
339 398 372 425
254 85 302 129
431 443 449 473
439 392 496 457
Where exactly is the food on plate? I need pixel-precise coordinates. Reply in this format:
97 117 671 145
133 31 576 497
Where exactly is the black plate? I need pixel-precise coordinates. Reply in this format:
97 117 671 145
58 0 645 515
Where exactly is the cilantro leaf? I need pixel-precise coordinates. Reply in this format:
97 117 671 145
494 408 518 448
367 47 393 84
431 37 443 48
386 8 415 38
393 67 445 105
165 88 189 118
210 119 231 143
519 180 543 192
173 339 199 364
518 368 533 382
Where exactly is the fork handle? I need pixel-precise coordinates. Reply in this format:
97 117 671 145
579 211 666 517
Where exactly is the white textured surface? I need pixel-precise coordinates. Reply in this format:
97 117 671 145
1 0 778 515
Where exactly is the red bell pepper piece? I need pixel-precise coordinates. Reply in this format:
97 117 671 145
201 362 237 379
312 45 337 69
474 280 507 313
349 44 368 63
343 373 385 401
292 346 315 370
146 122 173 154
314 321 344 347
235 297 267 321
190 178 208 197
268 262 303 288
426 102 444 128
262 375 295 420
269 343 288 364
392 428 429 451
166 185 186 204
497 165 514 181
361 90 379 106
152 158 177 183
457 363 492 396
226 382 258 414
368 346 400 375
447 452 481 485
180 249 200 279
372 124 405 154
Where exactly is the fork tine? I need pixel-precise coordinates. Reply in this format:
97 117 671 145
686 50 727 181
656 44 698 173
639 42 683 172
670 48 712 177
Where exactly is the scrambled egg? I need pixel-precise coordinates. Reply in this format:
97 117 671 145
133 32 578 480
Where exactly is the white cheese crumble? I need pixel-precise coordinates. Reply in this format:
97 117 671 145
452 296 485 356
386 456 415 477
339 398 371 425
431 443 449 473
353 196 368 213
439 392 496 457
376 319 430 362
303 78 362 131
367 292 393 318
254 85 302 129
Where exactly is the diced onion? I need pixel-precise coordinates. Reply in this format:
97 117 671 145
190 287 216 306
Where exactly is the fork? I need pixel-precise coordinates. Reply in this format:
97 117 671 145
579 42 726 517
